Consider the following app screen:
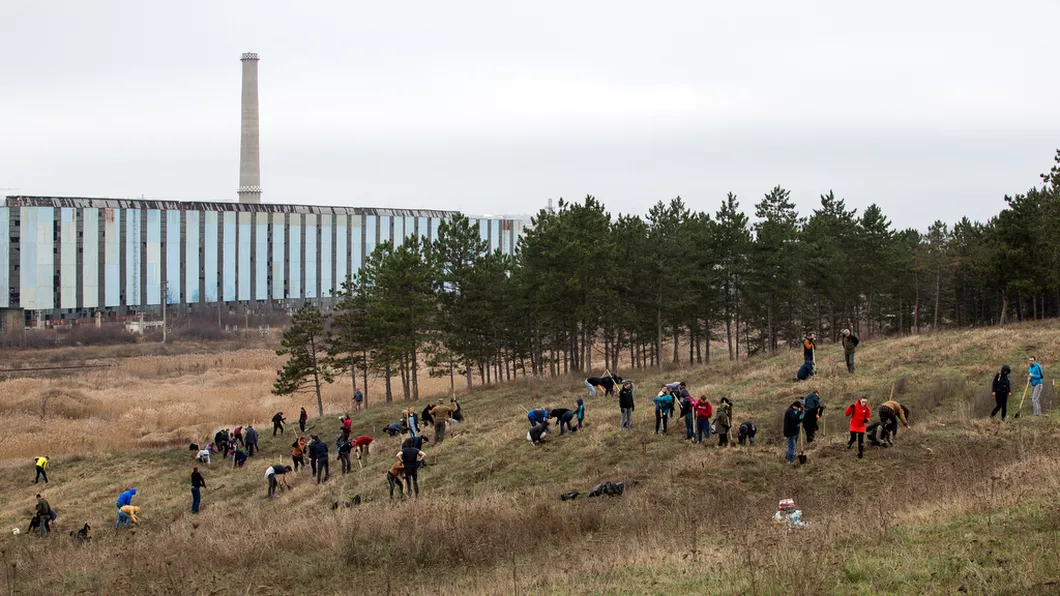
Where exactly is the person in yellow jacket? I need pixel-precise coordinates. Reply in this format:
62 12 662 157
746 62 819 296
116 505 140 529
34 456 49 484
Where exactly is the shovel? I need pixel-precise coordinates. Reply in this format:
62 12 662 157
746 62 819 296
796 426 808 465
1013 379 1031 419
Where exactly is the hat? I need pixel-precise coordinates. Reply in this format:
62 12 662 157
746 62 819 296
576 398 583 405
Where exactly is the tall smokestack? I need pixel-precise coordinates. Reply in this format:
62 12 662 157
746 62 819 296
238 52 261 204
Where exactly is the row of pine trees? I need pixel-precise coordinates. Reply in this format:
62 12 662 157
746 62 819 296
276 150 1060 409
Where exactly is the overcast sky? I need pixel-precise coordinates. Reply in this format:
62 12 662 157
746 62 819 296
1 1 1057 229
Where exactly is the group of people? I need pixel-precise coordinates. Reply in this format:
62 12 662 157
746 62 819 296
783 392 911 462
991 356 1047 420
24 346 1049 543
795 329 860 381
383 400 463 441
196 424 258 466
525 399 586 445
646 382 738 447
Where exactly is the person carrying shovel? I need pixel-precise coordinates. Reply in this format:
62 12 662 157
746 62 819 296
1027 356 1045 417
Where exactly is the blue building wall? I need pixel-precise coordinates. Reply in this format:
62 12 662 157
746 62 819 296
3 197 522 322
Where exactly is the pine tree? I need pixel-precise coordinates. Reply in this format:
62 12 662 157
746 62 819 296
274 302 332 417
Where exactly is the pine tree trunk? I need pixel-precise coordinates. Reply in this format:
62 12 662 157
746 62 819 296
350 352 357 412
913 272 920 334
735 308 740 362
933 265 941 330
449 353 455 396
384 364 393 403
362 350 369 409
689 320 696 365
726 309 733 361
398 352 411 398
309 333 323 417
705 326 710 363
767 292 776 353
696 323 703 365
672 328 679 365
411 348 419 401
585 322 592 373
655 306 663 372
623 328 631 366
400 353 410 400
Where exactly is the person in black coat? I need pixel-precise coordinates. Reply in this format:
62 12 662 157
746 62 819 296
990 364 1012 421
548 408 577 435
783 402 804 463
307 435 329 484
738 421 757 446
421 403 436 427
618 381 635 430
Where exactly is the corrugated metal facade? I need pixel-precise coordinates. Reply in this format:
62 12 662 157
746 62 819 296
3 196 522 322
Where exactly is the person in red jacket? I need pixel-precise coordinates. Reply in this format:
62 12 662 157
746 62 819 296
845 397 870 459
693 396 713 444
352 435 373 468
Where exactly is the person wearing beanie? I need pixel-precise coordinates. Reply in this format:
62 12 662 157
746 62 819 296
803 332 817 362
991 364 1012 421
575 398 585 429
841 329 859 374
715 397 733 447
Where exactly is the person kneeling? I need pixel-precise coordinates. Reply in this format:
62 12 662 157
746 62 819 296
527 421 550 446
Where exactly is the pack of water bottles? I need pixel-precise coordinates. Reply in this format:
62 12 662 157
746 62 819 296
772 498 808 529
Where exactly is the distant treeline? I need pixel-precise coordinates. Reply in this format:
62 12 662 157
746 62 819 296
315 150 1060 402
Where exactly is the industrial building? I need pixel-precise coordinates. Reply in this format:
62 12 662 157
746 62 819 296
1 196 523 326
0 52 527 329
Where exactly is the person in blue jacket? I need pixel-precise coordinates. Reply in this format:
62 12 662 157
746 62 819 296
115 488 136 529
527 408 549 426
796 360 815 381
575 398 585 429
802 391 822 443
652 387 676 435
1028 356 1045 416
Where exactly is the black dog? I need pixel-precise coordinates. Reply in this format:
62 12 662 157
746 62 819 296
586 375 623 396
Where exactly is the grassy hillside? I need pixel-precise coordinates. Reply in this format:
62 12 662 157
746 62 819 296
1 322 1059 595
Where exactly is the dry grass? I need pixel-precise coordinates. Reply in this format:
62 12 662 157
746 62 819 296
0 349 466 459
0 321 1058 594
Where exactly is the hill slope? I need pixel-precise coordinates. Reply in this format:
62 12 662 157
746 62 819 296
1 323 1059 594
